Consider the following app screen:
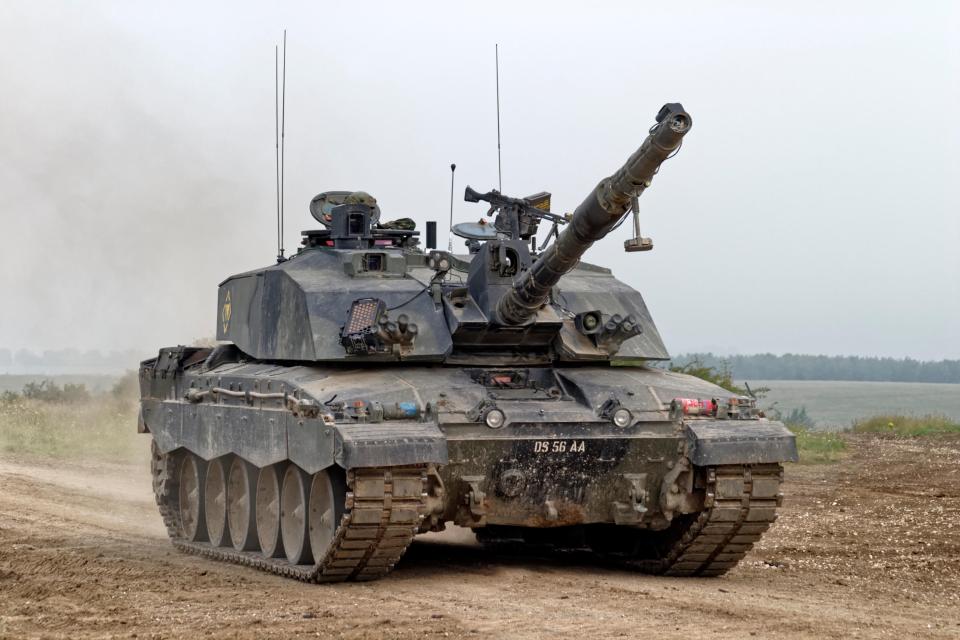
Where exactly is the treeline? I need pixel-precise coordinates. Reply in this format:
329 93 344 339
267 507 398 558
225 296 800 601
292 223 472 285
1 380 92 404
671 353 960 384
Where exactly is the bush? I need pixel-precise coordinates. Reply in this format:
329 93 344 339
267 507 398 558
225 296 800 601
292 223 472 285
669 358 748 395
780 406 815 429
110 370 140 403
21 380 90 403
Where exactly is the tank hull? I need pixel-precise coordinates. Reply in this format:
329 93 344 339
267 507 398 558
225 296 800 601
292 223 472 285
140 347 796 581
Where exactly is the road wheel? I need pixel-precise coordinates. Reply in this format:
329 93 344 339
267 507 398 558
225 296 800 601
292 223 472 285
308 468 346 564
178 454 207 542
227 458 259 551
204 457 229 546
280 465 312 564
256 464 285 558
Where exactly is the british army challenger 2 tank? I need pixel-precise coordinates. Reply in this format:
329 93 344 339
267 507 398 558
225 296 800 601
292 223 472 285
139 102 798 582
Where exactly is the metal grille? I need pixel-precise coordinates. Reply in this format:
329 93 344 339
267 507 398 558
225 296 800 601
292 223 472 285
344 298 384 335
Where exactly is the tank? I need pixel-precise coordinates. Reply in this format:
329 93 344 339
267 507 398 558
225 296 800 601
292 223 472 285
139 102 798 582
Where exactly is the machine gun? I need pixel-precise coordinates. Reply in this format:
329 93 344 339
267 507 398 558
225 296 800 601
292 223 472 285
495 103 692 325
460 186 566 245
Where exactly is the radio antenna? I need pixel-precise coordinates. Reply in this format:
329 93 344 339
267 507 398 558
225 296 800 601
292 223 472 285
448 163 457 251
495 43 502 192
278 29 288 261
274 45 281 260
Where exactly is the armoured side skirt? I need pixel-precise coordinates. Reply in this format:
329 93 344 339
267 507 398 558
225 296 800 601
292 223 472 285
141 399 447 473
685 420 799 466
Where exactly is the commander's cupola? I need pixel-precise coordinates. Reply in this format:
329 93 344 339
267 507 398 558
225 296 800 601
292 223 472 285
301 190 420 250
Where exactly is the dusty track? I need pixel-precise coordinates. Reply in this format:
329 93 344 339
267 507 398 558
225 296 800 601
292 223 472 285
1 435 959 639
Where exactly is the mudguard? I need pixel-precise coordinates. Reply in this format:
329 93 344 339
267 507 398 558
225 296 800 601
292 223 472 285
334 422 448 469
685 420 799 466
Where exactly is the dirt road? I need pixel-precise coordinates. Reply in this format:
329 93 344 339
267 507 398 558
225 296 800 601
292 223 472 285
1 435 959 639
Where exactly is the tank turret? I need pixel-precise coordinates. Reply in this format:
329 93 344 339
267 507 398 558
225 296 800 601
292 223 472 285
496 103 691 325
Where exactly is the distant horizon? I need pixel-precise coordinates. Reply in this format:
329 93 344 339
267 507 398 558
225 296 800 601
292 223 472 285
2 345 958 360
1 346 958 379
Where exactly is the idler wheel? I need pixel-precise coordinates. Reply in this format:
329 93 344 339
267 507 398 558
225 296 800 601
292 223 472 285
280 465 313 564
178 454 207 542
255 464 285 558
308 468 345 563
227 458 259 551
204 457 230 546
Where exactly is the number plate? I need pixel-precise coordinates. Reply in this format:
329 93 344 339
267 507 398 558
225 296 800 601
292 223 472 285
528 439 588 455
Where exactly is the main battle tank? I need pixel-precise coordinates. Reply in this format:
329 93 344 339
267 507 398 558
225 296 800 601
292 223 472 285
139 103 798 582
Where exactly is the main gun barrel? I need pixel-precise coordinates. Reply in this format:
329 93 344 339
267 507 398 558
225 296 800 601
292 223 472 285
496 103 692 325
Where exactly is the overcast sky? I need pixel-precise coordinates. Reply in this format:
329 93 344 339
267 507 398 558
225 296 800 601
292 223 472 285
1 1 957 360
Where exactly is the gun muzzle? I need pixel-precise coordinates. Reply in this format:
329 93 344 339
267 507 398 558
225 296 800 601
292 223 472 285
496 103 692 325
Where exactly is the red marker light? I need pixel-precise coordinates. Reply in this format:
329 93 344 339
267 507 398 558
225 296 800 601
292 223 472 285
673 398 717 416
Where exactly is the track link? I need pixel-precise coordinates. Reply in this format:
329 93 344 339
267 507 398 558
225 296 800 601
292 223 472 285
648 463 784 576
152 446 427 583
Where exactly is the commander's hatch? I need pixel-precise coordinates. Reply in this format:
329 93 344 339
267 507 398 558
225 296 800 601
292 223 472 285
302 191 419 250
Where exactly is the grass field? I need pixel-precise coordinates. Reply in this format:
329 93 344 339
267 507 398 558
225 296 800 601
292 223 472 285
0 396 142 460
0 374 142 461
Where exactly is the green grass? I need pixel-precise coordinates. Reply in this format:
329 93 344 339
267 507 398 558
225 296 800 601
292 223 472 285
787 413 960 465
787 424 848 464
0 395 140 461
852 414 960 437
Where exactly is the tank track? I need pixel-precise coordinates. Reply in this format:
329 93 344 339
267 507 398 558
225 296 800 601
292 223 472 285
648 463 784 577
476 463 784 577
151 443 427 583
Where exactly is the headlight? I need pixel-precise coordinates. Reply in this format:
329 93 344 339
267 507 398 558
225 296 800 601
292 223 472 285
612 407 632 427
484 408 506 429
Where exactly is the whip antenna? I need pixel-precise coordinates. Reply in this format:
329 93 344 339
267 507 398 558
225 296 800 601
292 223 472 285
279 29 288 261
448 163 456 251
495 44 502 191
274 45 281 260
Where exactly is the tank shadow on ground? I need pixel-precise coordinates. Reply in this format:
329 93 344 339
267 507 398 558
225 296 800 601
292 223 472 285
400 536 650 578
